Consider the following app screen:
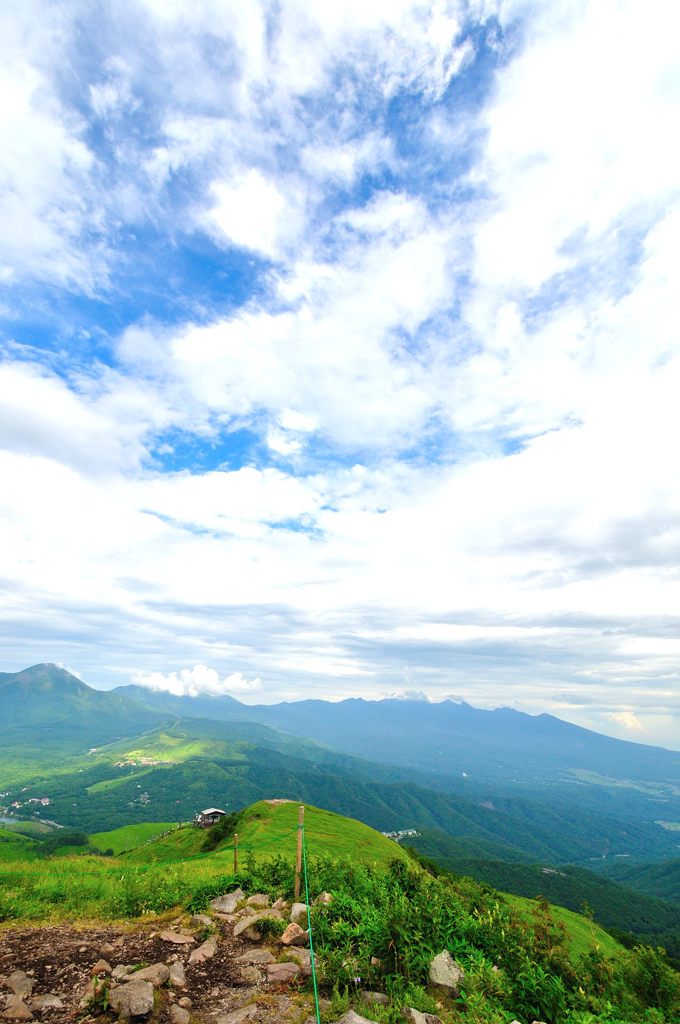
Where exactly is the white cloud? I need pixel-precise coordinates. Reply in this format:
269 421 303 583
607 710 648 734
205 170 298 259
134 665 262 697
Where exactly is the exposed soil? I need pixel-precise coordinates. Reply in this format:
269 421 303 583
0 913 318 1024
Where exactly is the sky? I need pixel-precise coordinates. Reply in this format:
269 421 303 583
1 0 680 749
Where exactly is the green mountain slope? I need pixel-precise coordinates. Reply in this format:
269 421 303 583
414 854 680 960
592 857 680 905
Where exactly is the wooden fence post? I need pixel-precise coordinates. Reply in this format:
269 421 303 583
234 833 239 875
294 804 305 900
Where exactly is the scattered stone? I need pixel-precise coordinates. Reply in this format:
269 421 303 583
191 914 212 927
361 991 389 1004
169 1006 190 1024
333 1013 373 1024
236 949 275 964
178 997 192 1009
168 962 187 989
209 888 244 914
233 910 282 941
160 930 195 945
125 963 169 987
265 961 300 984
90 959 112 976
215 1007 257 1024
280 922 309 947
314 891 333 905
1 996 33 1022
108 979 155 1019
6 974 33 999
401 1009 444 1024
189 938 218 964
272 898 288 911
428 951 465 995
239 966 261 984
29 995 64 1011
283 947 311 975
246 893 270 908
99 942 115 955
289 902 309 926
111 965 135 981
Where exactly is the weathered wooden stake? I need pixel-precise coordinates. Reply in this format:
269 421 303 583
234 832 239 875
294 804 305 900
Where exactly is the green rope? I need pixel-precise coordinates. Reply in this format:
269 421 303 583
302 822 322 1024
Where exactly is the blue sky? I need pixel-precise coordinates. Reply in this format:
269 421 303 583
1 0 680 748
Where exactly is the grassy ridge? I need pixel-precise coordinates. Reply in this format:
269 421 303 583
126 800 411 869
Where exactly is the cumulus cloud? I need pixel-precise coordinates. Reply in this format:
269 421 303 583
134 665 262 697
2 0 680 751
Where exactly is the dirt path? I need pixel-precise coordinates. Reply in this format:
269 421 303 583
0 913 317 1024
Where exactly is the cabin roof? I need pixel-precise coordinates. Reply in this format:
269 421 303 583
200 807 226 816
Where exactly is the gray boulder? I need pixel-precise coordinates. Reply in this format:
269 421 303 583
210 888 245 914
125 963 169 987
428 950 465 995
401 1009 444 1024
1 996 33 1022
189 938 218 964
265 962 300 984
289 902 309 926
30 995 64 1011
5 974 33 1000
333 1013 374 1024
108 980 155 1019
168 962 187 989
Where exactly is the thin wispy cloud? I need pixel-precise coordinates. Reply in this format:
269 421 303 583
1 0 679 747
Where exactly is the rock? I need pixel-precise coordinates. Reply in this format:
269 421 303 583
90 959 112 976
178 997 192 1009
401 1009 444 1024
160 930 195 944
189 938 218 964
168 962 187 989
333 1013 374 1024
30 995 64 1011
215 1007 258 1024
6 974 33 999
108 980 154 1018
265 961 300 983
361 991 389 1004
239 966 261 984
209 888 244 914
125 963 169 987
111 965 135 981
370 956 381 967
280 922 309 947
233 910 282 941
100 942 115 955
272 898 288 911
314 891 333 905
236 949 275 964
191 913 212 927
289 902 309 926
428 950 465 995
283 948 311 975
1 996 33 1022
246 893 270 908
169 1007 190 1024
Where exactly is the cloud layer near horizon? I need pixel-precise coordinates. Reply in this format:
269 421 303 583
1 0 680 748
